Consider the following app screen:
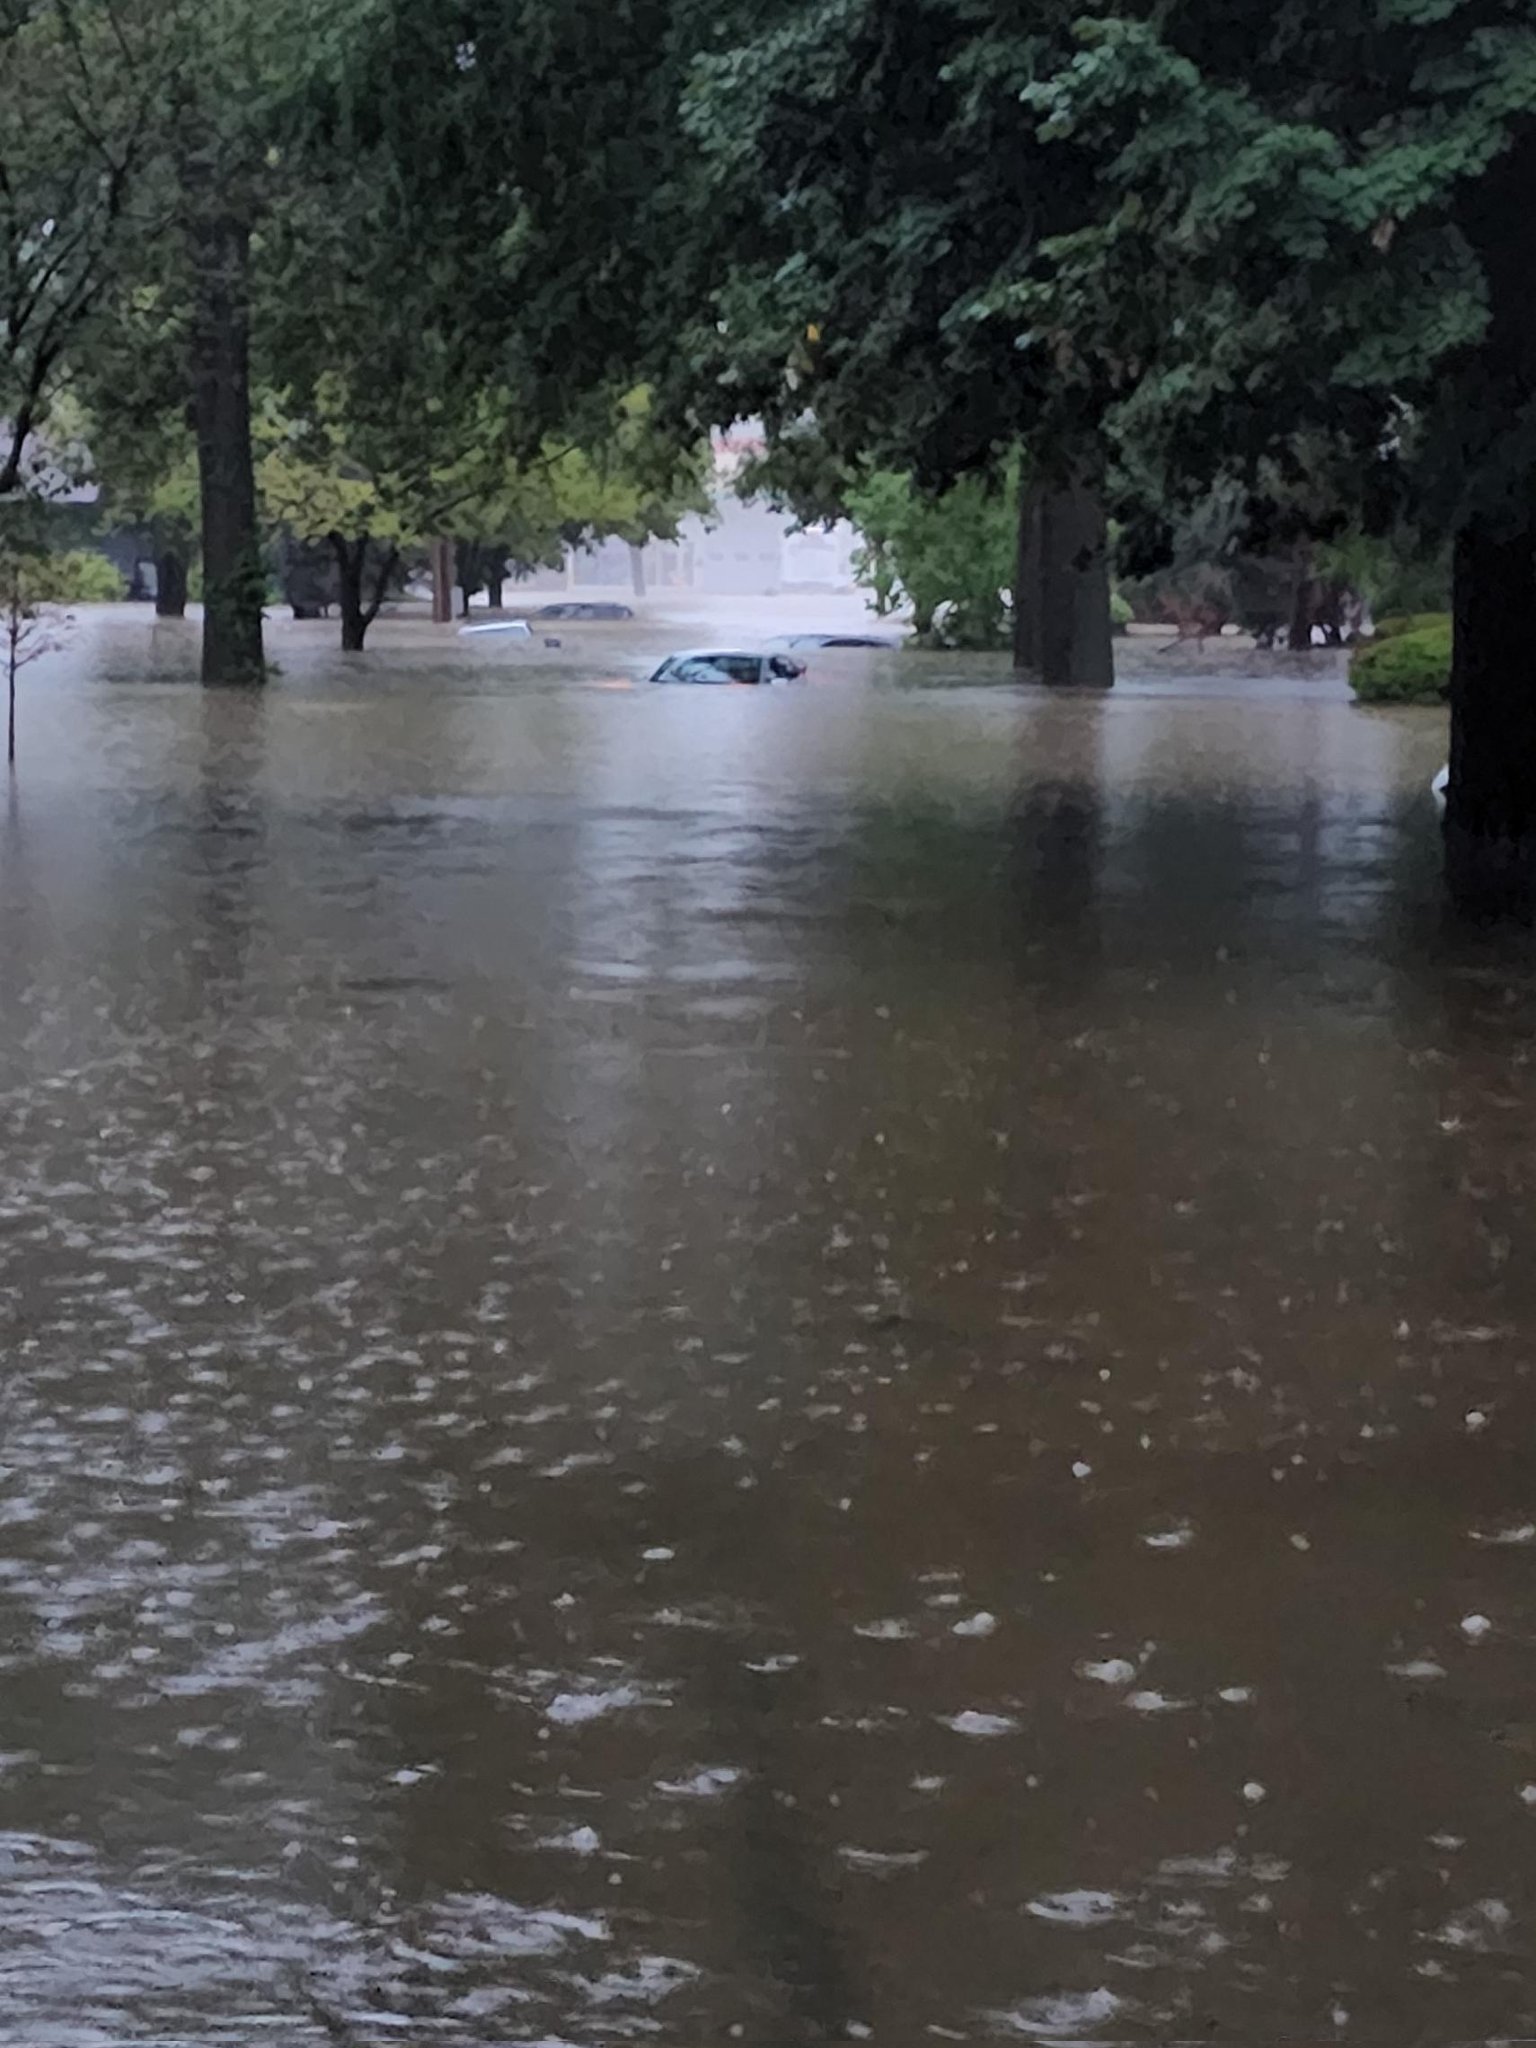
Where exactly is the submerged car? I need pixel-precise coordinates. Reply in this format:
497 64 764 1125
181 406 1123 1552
650 649 806 686
459 619 533 640
771 632 898 650
533 601 635 621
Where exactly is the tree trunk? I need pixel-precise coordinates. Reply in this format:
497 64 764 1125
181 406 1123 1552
431 538 454 623
7 654 14 766
1012 482 1044 672
155 549 188 619
332 534 368 652
1444 515 1536 913
1443 127 1536 912
330 533 397 653
486 571 505 611
629 543 647 599
1038 478 1113 689
456 540 482 619
189 214 264 684
1287 545 1315 651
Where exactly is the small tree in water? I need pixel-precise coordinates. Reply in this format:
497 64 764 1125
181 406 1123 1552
0 546 67 767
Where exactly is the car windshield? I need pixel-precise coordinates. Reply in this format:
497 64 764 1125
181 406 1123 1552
655 654 766 684
656 659 723 683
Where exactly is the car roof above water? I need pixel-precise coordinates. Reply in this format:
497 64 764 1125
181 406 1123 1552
663 648 769 662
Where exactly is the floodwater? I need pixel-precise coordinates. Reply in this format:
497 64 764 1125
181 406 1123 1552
0 611 1530 2045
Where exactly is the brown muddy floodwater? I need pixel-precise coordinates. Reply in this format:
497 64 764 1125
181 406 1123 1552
0 611 1529 2045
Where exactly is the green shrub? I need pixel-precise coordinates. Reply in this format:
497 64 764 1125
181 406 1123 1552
1371 610 1450 642
1349 619 1451 704
847 466 1016 650
46 550 127 603
1110 591 1134 633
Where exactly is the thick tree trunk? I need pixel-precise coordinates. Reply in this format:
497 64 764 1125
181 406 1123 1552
486 571 505 612
1012 483 1043 672
1444 126 1536 912
155 549 188 619
1444 516 1536 913
5 594 19 764
1038 479 1114 690
190 214 264 684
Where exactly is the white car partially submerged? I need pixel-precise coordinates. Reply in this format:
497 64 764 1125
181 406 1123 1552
650 648 806 687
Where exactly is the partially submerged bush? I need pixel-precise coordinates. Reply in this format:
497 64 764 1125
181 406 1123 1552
1349 618 1451 704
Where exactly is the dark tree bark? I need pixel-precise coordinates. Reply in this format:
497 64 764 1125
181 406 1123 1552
155 549 188 619
431 538 454 624
486 569 505 612
189 214 264 684
1444 129 1536 912
329 532 399 653
1038 479 1114 690
1444 518 1536 912
333 534 367 652
1014 455 1113 687
1012 482 1043 672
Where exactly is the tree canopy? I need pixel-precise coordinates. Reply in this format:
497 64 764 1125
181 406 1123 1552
418 0 1534 881
7 0 1536 891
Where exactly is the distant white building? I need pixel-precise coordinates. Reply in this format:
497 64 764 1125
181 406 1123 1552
518 422 860 597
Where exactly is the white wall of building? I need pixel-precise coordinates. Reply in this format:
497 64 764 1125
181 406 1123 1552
513 419 861 598
509 492 859 599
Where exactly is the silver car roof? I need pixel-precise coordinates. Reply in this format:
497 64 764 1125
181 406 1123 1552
661 649 770 663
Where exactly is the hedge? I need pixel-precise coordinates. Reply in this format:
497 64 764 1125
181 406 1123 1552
1349 618 1451 705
